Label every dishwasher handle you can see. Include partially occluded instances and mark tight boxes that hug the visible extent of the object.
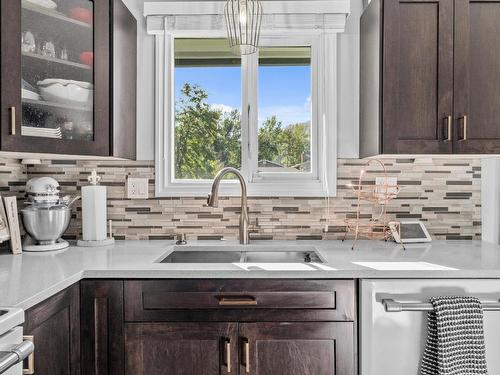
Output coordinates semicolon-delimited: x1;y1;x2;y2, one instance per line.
382;298;500;312
0;340;34;374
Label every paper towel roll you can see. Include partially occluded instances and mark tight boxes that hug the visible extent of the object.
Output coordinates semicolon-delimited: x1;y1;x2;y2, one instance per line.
82;185;107;241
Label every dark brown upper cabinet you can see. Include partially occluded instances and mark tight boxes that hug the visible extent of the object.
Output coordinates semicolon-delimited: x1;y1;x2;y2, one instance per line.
360;0;500;156
453;0;500;153
0;0;136;159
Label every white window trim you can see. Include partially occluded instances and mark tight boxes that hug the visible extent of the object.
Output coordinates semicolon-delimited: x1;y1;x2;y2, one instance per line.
154;27;338;197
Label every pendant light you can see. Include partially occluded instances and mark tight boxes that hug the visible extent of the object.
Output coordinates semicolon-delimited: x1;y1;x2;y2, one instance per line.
224;0;263;55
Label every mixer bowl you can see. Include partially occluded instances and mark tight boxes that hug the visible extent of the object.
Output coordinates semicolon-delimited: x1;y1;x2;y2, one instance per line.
21;205;71;245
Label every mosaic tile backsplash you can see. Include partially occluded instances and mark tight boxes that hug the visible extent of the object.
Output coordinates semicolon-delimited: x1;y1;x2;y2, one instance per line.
0;157;474;241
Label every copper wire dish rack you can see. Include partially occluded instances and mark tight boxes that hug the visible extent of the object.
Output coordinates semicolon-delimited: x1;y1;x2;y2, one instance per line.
342;159;403;250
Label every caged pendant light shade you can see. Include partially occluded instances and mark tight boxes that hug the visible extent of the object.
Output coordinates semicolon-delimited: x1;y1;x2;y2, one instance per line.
224;0;263;55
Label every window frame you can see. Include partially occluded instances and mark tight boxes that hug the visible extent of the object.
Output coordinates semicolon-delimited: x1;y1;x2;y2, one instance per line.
155;31;338;197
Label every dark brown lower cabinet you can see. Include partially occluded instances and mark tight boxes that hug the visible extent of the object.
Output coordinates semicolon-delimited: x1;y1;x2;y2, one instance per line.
80;280;124;375
23;280;356;375
124;323;238;375
121;280;356;375
23;283;80;375
123;322;354;375
239;322;354;375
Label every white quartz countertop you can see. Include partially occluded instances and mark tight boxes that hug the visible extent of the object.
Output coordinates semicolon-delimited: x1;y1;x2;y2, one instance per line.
2;239;500;309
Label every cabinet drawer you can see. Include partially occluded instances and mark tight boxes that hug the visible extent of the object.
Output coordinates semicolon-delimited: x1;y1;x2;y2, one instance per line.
124;279;355;322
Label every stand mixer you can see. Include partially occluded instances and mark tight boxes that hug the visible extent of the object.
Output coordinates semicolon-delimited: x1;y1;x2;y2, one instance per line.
21;177;80;252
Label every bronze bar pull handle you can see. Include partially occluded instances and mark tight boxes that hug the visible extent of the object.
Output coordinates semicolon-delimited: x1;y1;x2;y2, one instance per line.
10;107;16;135
242;339;250;373
459;115;468;141
23;335;34;375
218;296;257;306
444;115;452;141
225;339;231;373
463;115;467;140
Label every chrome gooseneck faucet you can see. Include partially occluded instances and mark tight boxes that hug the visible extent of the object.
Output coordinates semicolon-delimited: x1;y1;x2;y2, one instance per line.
207;167;249;244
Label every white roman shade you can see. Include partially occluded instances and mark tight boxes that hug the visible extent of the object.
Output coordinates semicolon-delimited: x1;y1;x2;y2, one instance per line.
144;1;351;35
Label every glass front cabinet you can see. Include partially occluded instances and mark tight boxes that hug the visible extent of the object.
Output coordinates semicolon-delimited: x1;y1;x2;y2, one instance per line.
0;0;136;158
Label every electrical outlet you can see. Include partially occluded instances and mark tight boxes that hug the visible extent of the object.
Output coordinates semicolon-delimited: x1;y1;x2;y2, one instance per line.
127;177;149;199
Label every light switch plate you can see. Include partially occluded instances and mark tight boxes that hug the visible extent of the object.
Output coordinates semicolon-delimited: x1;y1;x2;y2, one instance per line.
127;177;149;199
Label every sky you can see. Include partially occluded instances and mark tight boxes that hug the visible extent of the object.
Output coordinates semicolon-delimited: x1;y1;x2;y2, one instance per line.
174;65;311;127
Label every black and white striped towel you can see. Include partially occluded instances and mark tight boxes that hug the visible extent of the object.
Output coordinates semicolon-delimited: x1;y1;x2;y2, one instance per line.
420;296;488;375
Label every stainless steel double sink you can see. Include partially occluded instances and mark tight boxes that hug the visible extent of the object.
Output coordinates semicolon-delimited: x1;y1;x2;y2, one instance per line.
157;245;325;263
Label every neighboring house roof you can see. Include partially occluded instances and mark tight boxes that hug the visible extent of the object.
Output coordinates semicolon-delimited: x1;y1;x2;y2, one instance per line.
291;160;311;171
258;159;310;172
258;160;284;168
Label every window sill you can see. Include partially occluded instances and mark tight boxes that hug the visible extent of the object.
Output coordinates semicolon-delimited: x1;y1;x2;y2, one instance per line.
155;179;336;198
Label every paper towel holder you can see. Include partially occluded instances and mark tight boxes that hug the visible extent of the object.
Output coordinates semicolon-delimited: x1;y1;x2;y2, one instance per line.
77;170;115;248
77;220;115;247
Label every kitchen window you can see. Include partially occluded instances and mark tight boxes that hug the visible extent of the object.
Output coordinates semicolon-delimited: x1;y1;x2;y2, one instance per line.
154;26;338;197
174;39;242;180
257;46;312;174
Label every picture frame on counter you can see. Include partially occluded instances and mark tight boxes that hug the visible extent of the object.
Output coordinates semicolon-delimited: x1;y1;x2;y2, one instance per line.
389;221;432;244
3;196;22;254
0;198;10;243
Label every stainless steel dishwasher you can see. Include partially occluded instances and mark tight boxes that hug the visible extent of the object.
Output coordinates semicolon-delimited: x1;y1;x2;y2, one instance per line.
0;308;34;375
360;279;500;375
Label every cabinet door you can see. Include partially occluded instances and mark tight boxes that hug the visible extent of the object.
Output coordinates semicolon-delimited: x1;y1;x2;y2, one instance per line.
382;0;454;153
125;322;238;375
0;0;109;155
81;280;124;375
239;322;354;375
24;283;80;375
453;0;500;153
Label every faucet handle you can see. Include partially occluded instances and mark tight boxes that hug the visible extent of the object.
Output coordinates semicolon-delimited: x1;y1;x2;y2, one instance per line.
175;233;187;245
207;193;218;208
203;194;210;207
249;218;260;233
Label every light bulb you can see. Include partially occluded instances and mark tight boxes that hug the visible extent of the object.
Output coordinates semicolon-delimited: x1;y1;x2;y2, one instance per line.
239;2;247;27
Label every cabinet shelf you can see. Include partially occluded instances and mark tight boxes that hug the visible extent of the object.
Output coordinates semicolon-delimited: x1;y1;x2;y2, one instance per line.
21;1;92;30
22;98;92;113
21;1;93;52
22;52;92;71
